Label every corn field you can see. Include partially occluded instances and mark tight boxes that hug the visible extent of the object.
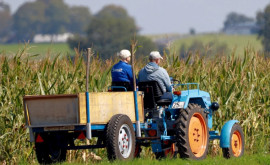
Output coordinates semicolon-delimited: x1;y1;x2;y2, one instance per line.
0;46;270;163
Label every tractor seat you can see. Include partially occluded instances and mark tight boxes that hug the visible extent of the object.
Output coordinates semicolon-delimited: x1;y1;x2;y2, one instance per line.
111;81;132;91
138;81;172;108
156;92;173;106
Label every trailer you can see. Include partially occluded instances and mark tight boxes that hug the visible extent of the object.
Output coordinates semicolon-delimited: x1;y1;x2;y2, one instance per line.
24;91;144;163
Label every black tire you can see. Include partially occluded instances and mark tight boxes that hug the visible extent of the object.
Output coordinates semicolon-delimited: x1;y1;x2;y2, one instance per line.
36;142;50;164
222;123;244;158
35;133;67;164
106;114;135;160
175;103;209;160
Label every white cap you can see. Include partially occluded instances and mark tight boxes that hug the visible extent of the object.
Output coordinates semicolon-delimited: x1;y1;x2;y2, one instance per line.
149;51;163;60
117;49;131;59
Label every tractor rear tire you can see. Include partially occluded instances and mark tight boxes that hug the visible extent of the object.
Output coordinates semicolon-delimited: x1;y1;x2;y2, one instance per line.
175;103;209;160
222;123;244;158
106;114;135;160
35;133;67;164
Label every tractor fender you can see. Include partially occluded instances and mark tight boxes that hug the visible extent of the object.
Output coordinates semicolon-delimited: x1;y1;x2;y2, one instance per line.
220;120;239;148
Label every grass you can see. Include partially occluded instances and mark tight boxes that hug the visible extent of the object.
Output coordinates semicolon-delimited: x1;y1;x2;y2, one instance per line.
172;34;263;57
0;42;73;58
73;154;270;165
17;153;270;165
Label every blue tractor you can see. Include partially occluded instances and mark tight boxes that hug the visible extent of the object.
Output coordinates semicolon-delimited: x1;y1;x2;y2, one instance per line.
134;80;245;160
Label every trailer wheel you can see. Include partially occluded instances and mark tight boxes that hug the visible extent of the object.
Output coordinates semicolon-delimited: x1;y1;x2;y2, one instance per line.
35;133;67;164
222;124;244;158
106;114;135;160
175;103;209;160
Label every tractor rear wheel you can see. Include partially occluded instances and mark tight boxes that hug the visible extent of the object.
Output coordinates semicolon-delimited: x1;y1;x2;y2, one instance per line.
106;114;135;160
175;103;209;160
222;123;244;158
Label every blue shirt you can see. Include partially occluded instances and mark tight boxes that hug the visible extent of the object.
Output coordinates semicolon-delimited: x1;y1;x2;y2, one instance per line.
111;61;134;88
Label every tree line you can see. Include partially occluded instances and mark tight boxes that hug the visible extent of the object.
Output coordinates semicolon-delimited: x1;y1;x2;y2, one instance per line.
1;0;270;58
1;0;92;42
0;0;156;59
180;5;270;57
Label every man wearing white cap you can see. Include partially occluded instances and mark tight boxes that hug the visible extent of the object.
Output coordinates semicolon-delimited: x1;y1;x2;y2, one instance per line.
138;51;171;93
111;49;134;90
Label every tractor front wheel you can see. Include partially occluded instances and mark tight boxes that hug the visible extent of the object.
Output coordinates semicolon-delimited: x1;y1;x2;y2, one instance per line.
222;123;244;158
175;103;209;160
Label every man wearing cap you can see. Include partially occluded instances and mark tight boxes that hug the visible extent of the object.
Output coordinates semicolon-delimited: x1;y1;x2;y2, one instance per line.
138;51;172;93
111;49;134;90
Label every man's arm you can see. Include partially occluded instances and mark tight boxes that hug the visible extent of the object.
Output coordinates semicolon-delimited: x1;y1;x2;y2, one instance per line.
126;66;134;83
161;68;172;92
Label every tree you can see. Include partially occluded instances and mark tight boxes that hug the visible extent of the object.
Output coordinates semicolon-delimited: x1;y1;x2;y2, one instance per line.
12;0;90;42
189;28;196;35
13;1;47;41
68;5;156;60
42;0;70;34
68;6;92;34
0;2;12;43
87;5;137;59
223;12;254;30
136;36;157;58
179;40;228;58
257;4;270;52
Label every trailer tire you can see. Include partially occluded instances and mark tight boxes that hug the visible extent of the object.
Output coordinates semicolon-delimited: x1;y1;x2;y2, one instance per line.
222;124;244;158
35;133;67;164
106;114;135;160
175;103;209;160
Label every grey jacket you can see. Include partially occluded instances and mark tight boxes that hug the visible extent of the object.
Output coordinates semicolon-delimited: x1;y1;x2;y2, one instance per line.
138;62;171;92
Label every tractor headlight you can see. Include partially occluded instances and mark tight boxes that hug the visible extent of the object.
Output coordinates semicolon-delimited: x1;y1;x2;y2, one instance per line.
211;102;219;111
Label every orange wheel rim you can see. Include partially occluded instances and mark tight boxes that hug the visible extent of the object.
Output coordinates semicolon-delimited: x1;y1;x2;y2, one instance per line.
231;130;242;157
188;113;207;157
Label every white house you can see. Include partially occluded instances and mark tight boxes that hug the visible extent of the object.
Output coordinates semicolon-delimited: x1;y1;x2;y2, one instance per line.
223;21;258;35
33;33;73;43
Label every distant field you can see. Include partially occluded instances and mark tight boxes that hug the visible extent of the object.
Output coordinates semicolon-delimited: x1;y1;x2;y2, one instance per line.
172;34;263;57
0;34;263;58
0;43;73;58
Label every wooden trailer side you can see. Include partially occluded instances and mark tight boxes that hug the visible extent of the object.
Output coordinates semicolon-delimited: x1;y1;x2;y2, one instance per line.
78;91;144;124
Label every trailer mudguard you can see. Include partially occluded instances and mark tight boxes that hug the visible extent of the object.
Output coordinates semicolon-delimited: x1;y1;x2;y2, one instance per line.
220;120;239;148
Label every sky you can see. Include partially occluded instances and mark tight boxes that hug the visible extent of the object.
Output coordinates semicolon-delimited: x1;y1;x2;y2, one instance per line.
4;0;270;35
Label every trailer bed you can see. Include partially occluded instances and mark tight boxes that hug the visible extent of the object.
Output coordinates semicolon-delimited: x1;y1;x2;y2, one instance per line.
23;92;144;128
